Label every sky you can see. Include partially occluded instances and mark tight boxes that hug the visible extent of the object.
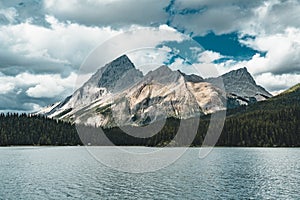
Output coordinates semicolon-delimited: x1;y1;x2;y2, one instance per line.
0;0;300;113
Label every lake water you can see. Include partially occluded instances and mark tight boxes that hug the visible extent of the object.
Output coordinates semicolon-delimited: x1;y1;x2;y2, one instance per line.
0;147;299;199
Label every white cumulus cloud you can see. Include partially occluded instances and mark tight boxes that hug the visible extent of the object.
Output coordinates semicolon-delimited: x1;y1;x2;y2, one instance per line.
0;15;122;75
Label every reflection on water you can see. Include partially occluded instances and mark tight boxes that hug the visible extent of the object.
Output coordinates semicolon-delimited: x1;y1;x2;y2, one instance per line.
0;147;299;199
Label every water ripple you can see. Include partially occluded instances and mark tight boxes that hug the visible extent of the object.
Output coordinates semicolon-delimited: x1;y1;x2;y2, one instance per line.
0;147;299;199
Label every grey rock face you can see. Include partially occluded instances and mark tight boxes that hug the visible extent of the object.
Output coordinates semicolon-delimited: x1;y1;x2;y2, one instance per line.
206;67;272;107
97;55;143;91
178;70;204;83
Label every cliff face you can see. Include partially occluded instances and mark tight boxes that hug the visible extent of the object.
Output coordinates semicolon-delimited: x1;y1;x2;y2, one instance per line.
206;67;272;108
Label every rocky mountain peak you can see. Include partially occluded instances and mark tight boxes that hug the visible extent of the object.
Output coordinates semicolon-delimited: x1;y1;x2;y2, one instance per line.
144;65;182;84
177;70;204;83
97;55;142;90
222;67;256;85
206;67;272;104
109;55;134;68
150;65;173;74
81;54;143;93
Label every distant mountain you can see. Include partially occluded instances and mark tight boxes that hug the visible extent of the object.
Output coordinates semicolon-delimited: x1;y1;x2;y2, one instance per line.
37;55;272;127
206;67;272;108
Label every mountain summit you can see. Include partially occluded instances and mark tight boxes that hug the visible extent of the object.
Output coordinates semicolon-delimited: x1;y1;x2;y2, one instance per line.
37;55;272;127
97;55;142;91
206;67;272;108
84;55;143;92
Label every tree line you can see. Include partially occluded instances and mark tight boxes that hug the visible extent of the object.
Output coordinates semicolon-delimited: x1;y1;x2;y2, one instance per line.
0;106;299;147
0;84;299;147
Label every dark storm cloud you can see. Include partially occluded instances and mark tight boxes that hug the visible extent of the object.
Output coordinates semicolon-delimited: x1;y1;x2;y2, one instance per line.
0;88;62;112
0;49;72;75
42;0;266;36
165;0;261;35
44;0;170;27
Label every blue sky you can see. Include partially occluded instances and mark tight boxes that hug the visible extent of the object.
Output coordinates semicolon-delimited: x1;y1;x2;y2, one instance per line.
194;32;265;60
0;0;300;112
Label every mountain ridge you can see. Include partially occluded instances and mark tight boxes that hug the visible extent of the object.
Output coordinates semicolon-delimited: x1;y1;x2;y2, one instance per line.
37;55;272;127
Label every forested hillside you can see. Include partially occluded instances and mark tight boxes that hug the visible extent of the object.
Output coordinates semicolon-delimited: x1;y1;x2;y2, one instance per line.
0;84;299;147
214;83;300;146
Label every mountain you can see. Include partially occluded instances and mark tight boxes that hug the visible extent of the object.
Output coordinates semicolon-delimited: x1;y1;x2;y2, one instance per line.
107;65;225;126
206;67;272;108
38;55;271;127
38;55;143;119
39;62;226;127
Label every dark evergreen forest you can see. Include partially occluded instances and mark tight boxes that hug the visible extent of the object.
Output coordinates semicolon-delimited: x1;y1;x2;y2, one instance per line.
0;113;81;146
